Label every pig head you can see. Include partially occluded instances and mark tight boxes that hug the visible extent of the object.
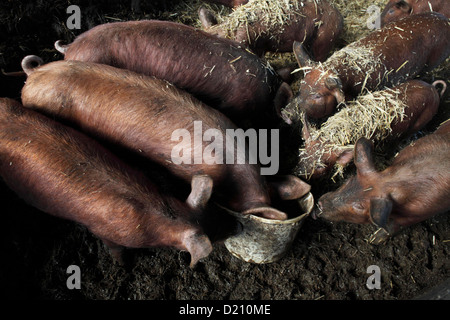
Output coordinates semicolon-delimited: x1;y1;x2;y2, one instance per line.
315;125;450;243
381;0;450;26
282;42;346;121
295;113;353;179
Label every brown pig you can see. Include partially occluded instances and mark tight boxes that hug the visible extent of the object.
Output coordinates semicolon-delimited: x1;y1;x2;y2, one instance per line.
314;120;450;244
53;19;292;127
20;58;311;221
294;79;444;179
0;97;215;267
199;0;344;59
381;0;450;26
283;12;450;120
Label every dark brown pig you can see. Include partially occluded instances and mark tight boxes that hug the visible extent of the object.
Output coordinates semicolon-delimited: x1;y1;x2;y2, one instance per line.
314;120;450;244
283;12;450;120
54;19;292;127
294;79;444;179
381;0;450;26
20;58;311;221
0;97;215;267
199;0;343;59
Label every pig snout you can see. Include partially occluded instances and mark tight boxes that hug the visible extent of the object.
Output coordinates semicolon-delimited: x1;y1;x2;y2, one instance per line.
310;201;323;220
242;206;288;221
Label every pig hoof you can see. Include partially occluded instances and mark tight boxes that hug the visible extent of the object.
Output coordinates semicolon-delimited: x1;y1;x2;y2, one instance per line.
369;228;390;245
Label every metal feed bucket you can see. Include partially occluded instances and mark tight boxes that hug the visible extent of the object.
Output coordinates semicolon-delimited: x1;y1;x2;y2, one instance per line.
223;192;314;264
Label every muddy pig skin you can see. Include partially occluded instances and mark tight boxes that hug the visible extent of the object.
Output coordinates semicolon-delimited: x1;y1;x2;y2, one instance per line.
381;0;450;26
0;98;216;267
284;12;450;120
315;120;450;244
199;0;343;59
54;19;290;127
295;79;443;179
20;59;311;221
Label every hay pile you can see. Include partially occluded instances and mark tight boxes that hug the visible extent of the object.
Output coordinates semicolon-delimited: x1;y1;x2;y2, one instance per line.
324;43;386;92
318;88;406;144
213;0;307;39
329;0;387;44
296;86;408;179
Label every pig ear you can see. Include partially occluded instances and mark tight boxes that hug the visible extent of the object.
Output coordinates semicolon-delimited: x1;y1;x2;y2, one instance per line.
369;198;393;230
301;112;312;141
336;147;355;168
266;175;311;201
332;88;346;104
198;6;218;28
274;82;294;119
354;137;376;176
325;77;346;104
293;41;316;68
186;175;213;210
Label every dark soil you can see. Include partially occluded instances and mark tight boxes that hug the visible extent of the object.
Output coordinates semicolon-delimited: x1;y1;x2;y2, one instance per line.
0;0;448;300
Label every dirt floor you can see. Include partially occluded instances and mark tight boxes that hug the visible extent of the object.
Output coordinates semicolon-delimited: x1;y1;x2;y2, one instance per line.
0;0;448;300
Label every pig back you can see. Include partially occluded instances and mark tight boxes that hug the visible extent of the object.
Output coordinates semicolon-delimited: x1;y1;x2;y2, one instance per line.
326;12;450;96
63;20;281;120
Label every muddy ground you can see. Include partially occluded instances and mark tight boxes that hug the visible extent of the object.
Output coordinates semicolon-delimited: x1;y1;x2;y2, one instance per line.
0;0;448;300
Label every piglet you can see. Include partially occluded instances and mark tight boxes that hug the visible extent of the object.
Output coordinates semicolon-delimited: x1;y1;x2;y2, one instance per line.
284;12;450;120
20;57;311;221
199;0;343;59
54;19;291;127
294;79;444;179
381;0;450;26
0;98;214;267
314;119;450;244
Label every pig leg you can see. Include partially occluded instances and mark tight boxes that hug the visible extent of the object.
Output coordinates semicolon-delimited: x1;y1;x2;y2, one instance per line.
101;238;125;265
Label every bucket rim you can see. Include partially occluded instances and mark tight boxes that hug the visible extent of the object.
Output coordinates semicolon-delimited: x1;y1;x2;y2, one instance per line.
215;192;314;225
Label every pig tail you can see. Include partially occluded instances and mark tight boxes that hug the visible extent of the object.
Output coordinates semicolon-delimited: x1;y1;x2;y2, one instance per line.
21;55;44;76
432;80;447;98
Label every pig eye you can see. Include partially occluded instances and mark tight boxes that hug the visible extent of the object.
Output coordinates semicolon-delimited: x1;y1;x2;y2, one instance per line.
309;93;323;100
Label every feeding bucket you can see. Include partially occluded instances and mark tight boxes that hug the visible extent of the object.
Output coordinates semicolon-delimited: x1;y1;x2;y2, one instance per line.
223;192;314;264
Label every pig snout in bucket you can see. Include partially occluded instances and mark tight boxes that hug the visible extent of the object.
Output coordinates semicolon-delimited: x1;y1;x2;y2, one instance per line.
223;192;314;264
